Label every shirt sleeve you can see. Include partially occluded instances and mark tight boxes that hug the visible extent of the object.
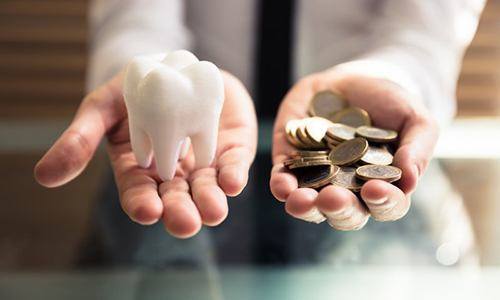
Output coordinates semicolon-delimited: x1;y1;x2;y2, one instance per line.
86;0;191;91
332;0;486;124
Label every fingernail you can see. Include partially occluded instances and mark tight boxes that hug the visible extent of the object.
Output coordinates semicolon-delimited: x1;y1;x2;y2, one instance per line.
328;205;354;219
366;196;388;205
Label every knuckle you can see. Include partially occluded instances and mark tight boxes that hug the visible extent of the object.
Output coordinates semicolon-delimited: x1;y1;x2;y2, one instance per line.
65;129;94;160
57;130;93;174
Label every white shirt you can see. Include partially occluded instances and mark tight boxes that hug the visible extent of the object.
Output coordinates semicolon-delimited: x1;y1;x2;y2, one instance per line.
87;0;485;124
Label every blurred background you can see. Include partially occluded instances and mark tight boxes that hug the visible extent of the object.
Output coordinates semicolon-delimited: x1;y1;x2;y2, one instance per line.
0;0;500;272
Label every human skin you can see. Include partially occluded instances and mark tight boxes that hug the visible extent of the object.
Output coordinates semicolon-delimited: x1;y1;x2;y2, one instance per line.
270;69;439;230
35;67;438;235
34;71;258;238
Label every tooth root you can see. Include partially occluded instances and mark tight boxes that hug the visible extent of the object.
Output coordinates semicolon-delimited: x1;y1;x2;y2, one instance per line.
129;122;153;168
150;131;183;181
179;137;191;160
191;126;217;169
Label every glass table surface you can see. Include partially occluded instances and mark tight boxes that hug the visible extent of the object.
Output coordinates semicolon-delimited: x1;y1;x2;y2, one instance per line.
1;266;499;300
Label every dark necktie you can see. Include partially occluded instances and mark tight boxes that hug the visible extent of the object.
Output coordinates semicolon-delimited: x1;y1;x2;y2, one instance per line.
254;0;296;264
255;0;295;118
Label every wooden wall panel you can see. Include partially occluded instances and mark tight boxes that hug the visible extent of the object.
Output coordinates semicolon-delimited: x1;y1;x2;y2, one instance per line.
457;0;500;116
0;0;88;120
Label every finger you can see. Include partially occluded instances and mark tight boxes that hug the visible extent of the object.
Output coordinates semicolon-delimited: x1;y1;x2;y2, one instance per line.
360;180;410;222
215;72;257;196
285;188;325;223
394;116;439;194
316;185;370;231
269;76;321;201
108;143;163;225
190;168;228;226
270;163;298;202
34;75;125;187
159;177;202;239
217;140;253;197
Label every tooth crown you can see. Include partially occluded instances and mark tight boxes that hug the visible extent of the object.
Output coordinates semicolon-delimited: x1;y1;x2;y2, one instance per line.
123;50;224;180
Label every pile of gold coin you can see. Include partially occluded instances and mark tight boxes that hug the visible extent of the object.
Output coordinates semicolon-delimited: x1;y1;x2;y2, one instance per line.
284;90;402;192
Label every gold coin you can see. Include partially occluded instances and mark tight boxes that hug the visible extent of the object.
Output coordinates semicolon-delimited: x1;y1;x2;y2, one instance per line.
308;90;347;119
324;135;342;146
285;119;304;148
327;143;337;150
290;150;329;158
360;146;393;166
296;123;315;148
304;117;333;145
356;126;398;143
284;156;329;167
283;156;331;169
326;123;356;141
283;157;301;167
355;165;402;182
297;164;339;189
288;158;331;169
329;137;369;166
331;167;363;192
299;155;330;162
331;107;371;127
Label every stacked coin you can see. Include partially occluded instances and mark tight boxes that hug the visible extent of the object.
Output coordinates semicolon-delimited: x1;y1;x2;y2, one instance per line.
284;90;402;192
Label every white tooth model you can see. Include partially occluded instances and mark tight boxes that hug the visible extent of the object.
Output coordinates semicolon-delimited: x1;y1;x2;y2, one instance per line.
123;50;224;181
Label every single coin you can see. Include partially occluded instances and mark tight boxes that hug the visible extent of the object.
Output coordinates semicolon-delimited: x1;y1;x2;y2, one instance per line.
290;150;329;158
308;90;347;119
305;117;333;145
298;155;330;162
331;107;371;127
324;135;342;146
288;158;332;169
297;165;339;189
360;146;393;166
331;167;363;192
284;156;329;167
355;165;402;183
356;126;398;143
329;137;369;166
327;143;337;150
326;123;356;141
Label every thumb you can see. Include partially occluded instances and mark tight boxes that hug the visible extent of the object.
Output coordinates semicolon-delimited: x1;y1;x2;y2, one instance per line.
34;75;125;187
393;115;439;194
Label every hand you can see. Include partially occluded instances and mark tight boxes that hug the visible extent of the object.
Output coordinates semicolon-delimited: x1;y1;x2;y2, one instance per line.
270;70;438;230
35;71;257;238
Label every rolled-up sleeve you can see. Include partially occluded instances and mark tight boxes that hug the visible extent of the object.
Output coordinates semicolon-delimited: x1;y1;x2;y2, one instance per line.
333;0;486;124
86;0;191;91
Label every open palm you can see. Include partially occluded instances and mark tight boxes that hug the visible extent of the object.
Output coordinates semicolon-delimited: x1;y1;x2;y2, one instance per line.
270;70;438;230
35;71;257;238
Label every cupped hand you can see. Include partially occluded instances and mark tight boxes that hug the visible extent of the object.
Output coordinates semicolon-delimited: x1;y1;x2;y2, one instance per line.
35;71;257;238
270;70;438;230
